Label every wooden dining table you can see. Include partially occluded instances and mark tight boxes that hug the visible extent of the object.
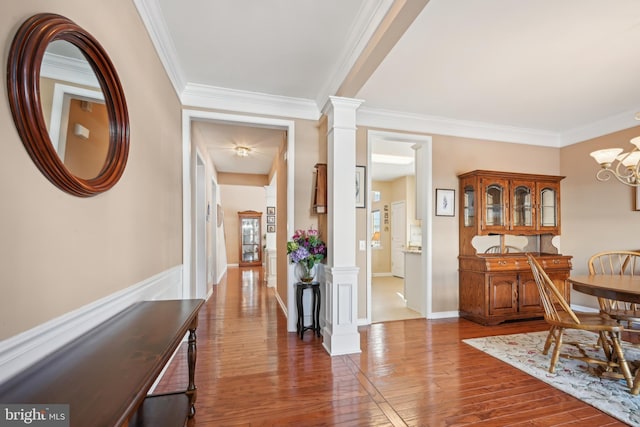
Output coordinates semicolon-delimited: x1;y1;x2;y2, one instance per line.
569;275;640;305
568;274;640;395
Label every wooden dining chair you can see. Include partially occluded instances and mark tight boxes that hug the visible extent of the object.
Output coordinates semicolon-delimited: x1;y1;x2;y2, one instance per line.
526;254;634;388
588;250;640;330
484;245;522;254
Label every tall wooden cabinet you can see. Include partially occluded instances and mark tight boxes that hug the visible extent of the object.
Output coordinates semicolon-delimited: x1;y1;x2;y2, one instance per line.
238;211;262;267
457;170;572;325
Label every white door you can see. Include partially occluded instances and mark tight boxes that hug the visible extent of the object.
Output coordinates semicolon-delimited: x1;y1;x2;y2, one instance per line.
391;201;406;278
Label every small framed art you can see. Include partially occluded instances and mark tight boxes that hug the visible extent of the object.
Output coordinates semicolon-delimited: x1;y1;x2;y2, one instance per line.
435;188;455;216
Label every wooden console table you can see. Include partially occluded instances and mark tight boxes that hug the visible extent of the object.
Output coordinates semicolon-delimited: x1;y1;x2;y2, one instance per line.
0;299;204;426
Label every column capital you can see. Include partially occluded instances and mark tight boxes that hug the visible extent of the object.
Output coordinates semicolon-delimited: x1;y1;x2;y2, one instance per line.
322;96;364;130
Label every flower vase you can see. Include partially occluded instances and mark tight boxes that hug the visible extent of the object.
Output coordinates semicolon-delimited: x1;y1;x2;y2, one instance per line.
295;263;317;283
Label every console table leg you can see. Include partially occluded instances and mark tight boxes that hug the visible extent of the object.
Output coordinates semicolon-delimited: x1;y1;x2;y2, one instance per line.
187;326;198;418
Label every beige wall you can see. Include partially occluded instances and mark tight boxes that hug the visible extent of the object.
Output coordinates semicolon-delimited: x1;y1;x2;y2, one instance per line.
1;0;183;339
371;181;392;273
561;126;640;308
430;135;562;312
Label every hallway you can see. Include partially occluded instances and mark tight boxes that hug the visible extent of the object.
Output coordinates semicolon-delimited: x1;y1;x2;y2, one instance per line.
155;267;621;426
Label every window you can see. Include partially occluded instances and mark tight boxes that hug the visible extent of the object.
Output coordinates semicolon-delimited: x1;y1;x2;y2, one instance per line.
371;210;381;248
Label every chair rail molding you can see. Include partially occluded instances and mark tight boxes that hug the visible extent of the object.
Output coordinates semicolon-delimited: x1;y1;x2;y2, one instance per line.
0;265;183;383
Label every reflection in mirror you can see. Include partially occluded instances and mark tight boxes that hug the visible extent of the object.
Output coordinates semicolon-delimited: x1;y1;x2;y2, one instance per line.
40;41;109;180
7;13;129;197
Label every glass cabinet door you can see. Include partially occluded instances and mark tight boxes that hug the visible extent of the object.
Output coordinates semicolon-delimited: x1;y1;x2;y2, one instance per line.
238;211;262;266
481;178;508;230
511;181;534;229
538;183;559;230
463;185;475;227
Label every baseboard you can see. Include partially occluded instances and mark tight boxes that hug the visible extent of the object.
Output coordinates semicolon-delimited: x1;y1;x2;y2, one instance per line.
216;265;228;285
274;290;288;323
428;310;459;319
571;304;599;313
0;265;184;384
372;272;393;277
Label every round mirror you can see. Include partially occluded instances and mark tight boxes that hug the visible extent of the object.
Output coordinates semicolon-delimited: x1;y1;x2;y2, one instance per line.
7;13;129;197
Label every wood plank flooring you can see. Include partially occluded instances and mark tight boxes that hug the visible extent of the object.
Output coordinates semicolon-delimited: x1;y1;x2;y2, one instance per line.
156;267;625;426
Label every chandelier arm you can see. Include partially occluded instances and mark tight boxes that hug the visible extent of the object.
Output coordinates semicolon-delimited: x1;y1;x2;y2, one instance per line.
595;167;640;186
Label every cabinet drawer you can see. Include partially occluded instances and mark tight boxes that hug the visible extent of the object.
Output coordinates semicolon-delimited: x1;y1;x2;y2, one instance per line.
539;257;572;270
484;257;525;272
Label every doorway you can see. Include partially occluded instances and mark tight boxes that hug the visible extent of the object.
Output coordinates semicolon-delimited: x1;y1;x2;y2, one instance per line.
367;130;433;324
181;110;298;331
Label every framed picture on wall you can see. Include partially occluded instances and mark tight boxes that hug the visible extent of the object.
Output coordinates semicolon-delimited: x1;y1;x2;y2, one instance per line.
267;206;275;215
267;215;275;224
435;188;455;216
267;225;275;233
356;165;366;208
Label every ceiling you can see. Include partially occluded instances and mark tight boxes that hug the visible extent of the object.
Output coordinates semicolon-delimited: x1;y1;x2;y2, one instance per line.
138;0;640;179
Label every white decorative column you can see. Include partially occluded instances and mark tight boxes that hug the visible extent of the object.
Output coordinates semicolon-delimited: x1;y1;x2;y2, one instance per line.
321;96;363;356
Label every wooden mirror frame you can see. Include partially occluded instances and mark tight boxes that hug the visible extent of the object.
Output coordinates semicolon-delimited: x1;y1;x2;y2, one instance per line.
7;13;129;197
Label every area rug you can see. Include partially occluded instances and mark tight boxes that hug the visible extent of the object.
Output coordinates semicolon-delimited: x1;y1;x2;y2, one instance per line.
463;330;640;426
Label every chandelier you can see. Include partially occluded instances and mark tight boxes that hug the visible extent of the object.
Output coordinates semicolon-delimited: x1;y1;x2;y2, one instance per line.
590;136;640;187
235;146;250;157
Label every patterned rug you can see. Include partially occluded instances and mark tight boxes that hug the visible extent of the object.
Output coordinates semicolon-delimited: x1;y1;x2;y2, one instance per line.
463;330;640;426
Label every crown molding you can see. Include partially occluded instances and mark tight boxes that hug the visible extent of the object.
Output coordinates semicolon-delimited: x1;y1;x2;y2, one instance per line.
315;0;394;108
133;0;186;97
181;83;320;120
559;109;640;146
357;107;562;147
41;52;99;88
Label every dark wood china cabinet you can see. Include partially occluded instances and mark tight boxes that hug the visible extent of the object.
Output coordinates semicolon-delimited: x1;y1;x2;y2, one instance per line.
458;170;572;325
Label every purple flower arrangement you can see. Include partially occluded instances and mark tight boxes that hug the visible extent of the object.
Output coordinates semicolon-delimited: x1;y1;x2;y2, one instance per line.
286;228;327;270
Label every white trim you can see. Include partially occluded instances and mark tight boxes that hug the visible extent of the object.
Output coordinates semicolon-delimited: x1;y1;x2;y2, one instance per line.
559;109;640;146
133;0;187;97
428;310;459;320
315;0;394;107
0;266;183;384
366;130;433;324
41;51;99;89
570;304;599;313
360;107;561;147
181;84;320;121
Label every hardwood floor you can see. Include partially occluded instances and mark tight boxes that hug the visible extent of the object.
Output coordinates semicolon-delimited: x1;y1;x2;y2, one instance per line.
156;266;625;426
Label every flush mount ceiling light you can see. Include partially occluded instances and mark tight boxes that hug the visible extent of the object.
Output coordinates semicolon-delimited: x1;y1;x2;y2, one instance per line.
371;153;413;165
590;114;640;186
235;146;250;157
